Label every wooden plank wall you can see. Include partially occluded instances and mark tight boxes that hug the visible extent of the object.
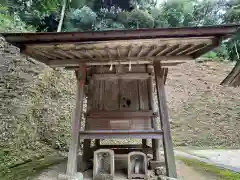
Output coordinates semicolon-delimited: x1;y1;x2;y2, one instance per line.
87;65;150;112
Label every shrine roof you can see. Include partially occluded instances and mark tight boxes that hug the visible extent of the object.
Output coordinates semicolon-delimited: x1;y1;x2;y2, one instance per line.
2;24;239;68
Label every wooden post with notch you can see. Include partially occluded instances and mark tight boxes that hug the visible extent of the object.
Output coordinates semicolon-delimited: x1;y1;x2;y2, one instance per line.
153;61;177;178
66;64;86;175
147;70;161;161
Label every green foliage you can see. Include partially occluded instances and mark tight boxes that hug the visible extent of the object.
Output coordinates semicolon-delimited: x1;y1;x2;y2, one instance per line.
130;0;157;10
2;0;239;61
66;6;97;31
70;0;102;11
178;157;240;180
94;19;125;30
98;6;123;21
0;5;35;32
127;9;154;28
203;51;218;59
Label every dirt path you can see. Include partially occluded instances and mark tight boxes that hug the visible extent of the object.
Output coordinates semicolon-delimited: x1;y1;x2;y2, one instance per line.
176;160;219;180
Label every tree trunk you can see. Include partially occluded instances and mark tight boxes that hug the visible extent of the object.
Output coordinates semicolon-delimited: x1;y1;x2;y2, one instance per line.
221;60;240;87
57;0;67;32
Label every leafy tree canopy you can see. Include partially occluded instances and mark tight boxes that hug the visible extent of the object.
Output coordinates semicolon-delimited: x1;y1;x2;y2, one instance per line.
0;0;239;60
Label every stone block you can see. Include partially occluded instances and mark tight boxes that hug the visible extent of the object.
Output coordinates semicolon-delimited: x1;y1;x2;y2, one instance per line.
149;160;165;170
128;151;148;179
58;173;83;180
93;149;114;180
155;166;166;176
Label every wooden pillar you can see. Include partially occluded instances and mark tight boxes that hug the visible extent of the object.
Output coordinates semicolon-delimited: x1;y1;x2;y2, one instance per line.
153;61;177;178
83;139;91;161
66;65;86;175
95;139;100;147
142;139;147;148
147;67;161;161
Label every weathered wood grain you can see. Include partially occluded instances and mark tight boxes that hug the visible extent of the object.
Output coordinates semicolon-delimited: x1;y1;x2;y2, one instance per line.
103;79;119;111
138;79;150;110
120;79;139;111
154;61;177;178
66;65;86;175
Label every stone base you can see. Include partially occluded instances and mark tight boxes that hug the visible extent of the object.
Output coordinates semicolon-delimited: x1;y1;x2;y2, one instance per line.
149;160;165;170
128;152;148;179
155;166;166;176
58;173;83;180
93;149;114;180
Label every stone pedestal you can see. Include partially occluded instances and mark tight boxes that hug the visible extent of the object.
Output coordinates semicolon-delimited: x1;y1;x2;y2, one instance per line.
128;151;148;179
149;160;165;170
58;173;83;180
93;149;114;180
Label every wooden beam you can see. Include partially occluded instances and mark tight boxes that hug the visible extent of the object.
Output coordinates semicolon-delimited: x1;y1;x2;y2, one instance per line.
153;61;177;178
55;49;75;59
105;48;113;59
177;44;205;55
91;147;152;154
128;46;132;57
79;130;163;139
137;45;145;57
165;45;180;56
95;139;100;147
35;50;59;60
166;44;188;56
142;139;147;148
147;73;162;162
91;73;151;80
117;46;121;57
66;64;86;175
147;45;159;57
87;110;155;118
64;62;185;69
98;144;143;149
163;68;169;84
47;56;193;67
156;45;171;56
186;44;208;55
26;36;214;50
92;49;102;58
69;50;84;58
192;38;220;58
80;50;94;59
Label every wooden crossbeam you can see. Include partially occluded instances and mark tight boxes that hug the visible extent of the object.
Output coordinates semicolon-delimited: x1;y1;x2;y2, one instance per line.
156;45;171;56
69;50;85;59
128;45;133;57
47;56;193;67
87;111;155;118
137;45;145;57
90;73;151;80
26;36;214;50
79;130;163;139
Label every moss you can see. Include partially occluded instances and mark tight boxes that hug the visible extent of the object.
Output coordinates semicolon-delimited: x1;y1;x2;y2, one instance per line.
177;157;240;180
0;156;66;180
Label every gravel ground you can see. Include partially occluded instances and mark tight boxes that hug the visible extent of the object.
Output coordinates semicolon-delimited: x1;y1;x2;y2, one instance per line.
166;61;240;148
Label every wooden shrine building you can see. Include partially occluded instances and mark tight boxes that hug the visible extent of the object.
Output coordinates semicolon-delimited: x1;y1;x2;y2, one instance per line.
3;25;240;179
